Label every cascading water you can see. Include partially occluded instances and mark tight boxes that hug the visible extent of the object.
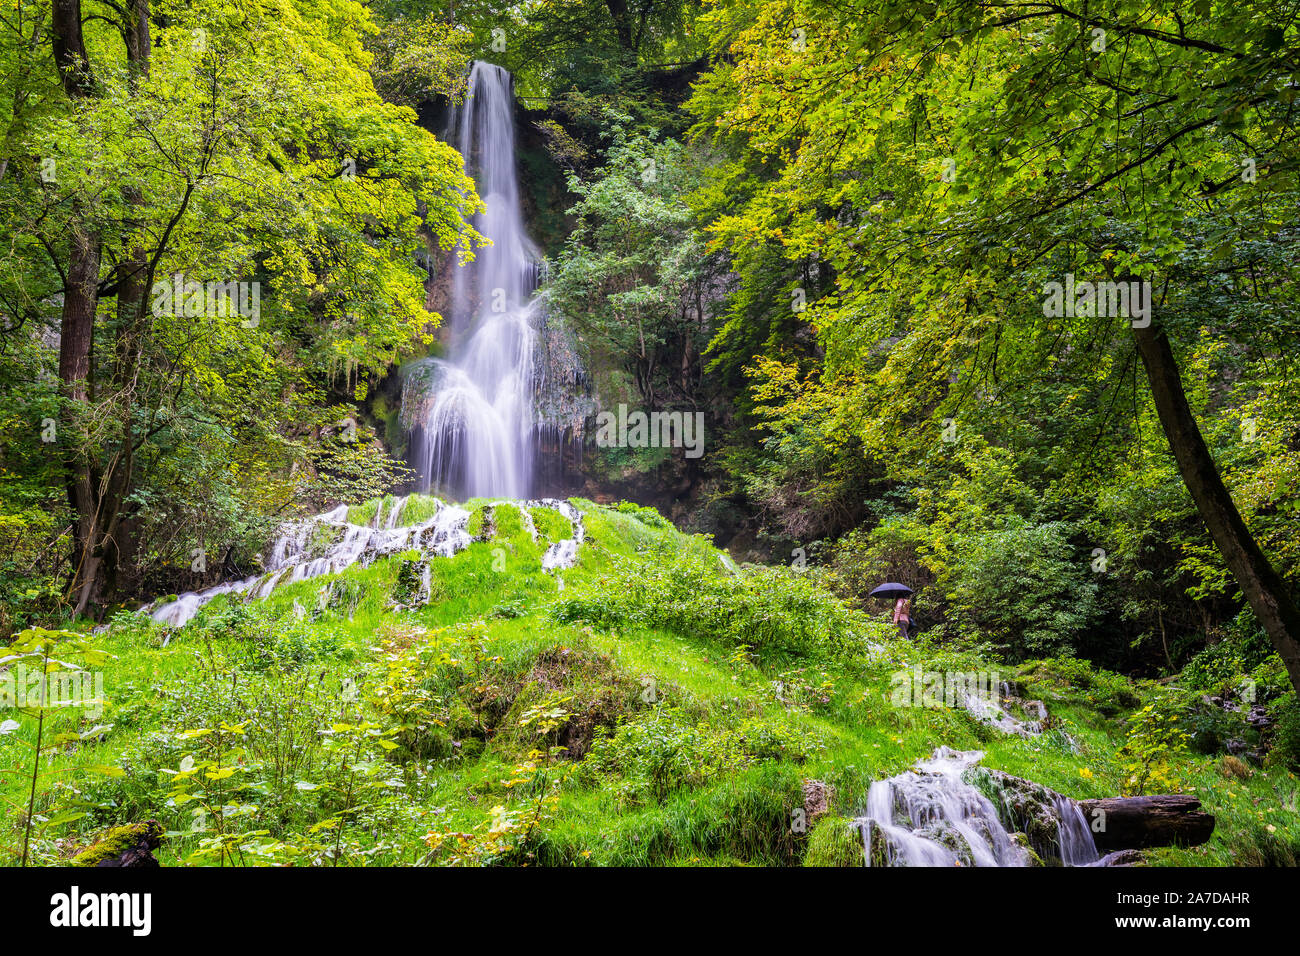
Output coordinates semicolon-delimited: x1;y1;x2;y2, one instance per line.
856;748;1034;867
853;747;1106;867
149;497;471;627
406;62;542;499
147;495;587;627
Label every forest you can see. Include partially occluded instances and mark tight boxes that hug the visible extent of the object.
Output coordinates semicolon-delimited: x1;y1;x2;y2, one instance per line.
0;0;1297;876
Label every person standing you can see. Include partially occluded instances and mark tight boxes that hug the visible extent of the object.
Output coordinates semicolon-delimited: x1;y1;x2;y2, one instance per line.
893;596;912;639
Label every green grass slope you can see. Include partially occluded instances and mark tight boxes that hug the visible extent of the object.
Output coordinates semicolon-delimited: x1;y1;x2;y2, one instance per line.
2;498;1296;866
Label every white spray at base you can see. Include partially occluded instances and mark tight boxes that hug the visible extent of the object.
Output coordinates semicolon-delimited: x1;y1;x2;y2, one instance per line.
149;496;585;627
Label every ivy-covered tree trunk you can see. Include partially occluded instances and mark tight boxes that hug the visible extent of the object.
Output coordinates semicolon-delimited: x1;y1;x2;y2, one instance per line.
1133;321;1300;695
54;0;105;615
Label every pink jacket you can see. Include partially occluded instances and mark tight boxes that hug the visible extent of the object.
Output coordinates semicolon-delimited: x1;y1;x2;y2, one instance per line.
893;599;911;624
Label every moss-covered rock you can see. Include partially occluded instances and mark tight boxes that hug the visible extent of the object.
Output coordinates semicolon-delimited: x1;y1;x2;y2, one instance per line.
71;821;163;867
390;556;433;608
968;767;1074;863
1010;831;1046;866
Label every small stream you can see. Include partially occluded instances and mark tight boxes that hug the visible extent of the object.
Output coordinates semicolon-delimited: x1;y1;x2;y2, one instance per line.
148;496;584;627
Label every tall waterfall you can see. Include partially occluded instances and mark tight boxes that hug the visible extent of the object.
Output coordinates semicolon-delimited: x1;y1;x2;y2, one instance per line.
406;62;541;499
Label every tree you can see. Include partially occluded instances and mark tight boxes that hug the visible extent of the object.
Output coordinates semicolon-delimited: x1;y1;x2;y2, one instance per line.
689;0;1300;690
549;123;716;411
1;0;481;616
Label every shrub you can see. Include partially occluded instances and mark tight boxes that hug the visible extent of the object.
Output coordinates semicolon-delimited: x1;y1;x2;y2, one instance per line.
615;501;673;530
579;707;748;804
1118;694;1190;795
1182;611;1279;694
727;716;825;764
1017;656;1140;715
1170;690;1255;756
1268;691;1300;771
943;518;1101;658
549;553;884;661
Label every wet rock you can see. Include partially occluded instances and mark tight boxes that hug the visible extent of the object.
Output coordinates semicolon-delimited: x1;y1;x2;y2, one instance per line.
1096;848;1144;866
970;767;1097;865
1246;705;1273;730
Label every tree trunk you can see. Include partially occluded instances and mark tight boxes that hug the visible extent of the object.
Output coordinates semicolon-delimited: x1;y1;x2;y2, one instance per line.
54;0;104;615
51;0;93;97
1077;794;1215;851
59;225;104;614
604;0;634;51
1132;322;1300;696
101;175;151;606
123;0;150;72
53;0;153;616
57;226;98;400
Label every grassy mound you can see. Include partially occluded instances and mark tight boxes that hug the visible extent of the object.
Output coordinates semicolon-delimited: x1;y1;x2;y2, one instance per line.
2;498;1296;866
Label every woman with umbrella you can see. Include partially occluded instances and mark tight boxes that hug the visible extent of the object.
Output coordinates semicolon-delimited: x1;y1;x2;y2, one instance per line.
870;583;915;639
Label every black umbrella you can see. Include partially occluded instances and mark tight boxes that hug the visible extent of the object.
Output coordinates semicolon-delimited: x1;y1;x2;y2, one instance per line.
869;582;914;599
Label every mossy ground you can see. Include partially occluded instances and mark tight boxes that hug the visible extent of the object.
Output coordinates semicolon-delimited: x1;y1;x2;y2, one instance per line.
2;499;1296;866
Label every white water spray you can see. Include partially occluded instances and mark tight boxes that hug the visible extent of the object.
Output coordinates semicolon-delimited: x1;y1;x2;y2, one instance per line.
150;497;471;627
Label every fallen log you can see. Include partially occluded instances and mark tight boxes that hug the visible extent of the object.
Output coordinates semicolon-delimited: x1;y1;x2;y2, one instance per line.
1076;795;1214;851
71;820;163;867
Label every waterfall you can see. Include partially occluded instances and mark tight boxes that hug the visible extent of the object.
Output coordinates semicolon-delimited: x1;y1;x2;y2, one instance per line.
854;747;1105;867
407;62;541;499
857;748;1034;867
